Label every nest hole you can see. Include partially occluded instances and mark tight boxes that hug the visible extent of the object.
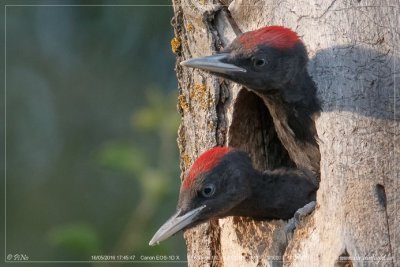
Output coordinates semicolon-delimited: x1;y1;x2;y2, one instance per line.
228;89;294;171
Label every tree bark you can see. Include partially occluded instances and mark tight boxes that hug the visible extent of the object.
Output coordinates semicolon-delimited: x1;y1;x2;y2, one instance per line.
171;0;399;266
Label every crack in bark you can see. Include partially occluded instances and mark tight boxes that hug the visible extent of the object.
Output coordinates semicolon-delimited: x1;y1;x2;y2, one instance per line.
379;181;395;265
317;0;338;19
215;81;230;146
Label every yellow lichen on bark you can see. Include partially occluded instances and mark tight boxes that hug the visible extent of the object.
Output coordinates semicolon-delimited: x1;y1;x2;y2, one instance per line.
190;84;209;109
171;37;181;54
178;94;190;113
181;153;192;171
186;22;194;32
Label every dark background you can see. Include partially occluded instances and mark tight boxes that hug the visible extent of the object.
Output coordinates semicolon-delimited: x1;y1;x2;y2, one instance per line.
3;0;186;265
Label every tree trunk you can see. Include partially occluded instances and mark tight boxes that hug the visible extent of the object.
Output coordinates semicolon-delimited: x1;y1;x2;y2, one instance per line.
171;0;399;266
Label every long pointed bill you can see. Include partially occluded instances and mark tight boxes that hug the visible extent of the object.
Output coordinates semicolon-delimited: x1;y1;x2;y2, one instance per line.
149;205;206;246
180;54;246;74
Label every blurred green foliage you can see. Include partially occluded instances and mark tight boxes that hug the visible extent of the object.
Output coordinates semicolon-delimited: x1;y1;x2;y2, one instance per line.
4;1;186;265
97;142;146;175
47;223;101;256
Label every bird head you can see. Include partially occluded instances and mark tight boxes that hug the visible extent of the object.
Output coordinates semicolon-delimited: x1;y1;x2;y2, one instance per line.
149;147;253;246
180;26;308;94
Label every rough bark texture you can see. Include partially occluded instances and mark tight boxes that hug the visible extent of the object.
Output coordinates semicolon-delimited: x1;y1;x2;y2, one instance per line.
172;0;399;266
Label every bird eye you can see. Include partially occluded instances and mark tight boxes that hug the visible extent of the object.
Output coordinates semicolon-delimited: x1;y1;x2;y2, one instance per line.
201;184;216;198
253;57;266;68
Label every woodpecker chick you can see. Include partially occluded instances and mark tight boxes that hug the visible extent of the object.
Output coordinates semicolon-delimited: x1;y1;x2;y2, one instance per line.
180;26;321;173
149;147;317;246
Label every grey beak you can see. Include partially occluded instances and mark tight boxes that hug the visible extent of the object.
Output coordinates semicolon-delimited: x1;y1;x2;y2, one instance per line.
180;54;246;74
149;205;206;246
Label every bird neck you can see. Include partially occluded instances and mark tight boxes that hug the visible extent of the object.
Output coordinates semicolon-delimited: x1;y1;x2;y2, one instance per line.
228;169;284;219
229;168;317;220
251;72;321;173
